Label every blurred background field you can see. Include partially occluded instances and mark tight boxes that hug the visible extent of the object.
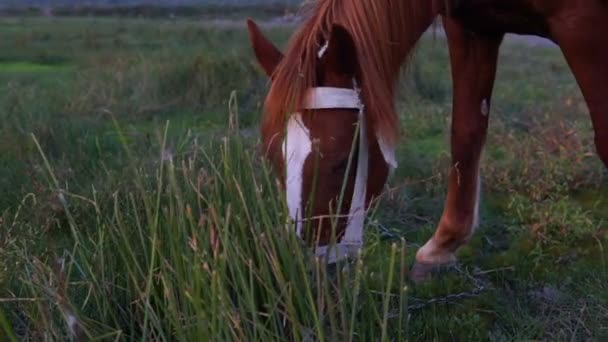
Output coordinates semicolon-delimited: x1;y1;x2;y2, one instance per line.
0;0;299;19
0;4;606;341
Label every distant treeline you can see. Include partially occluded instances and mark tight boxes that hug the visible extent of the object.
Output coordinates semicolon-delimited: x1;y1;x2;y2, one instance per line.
0;0;301;18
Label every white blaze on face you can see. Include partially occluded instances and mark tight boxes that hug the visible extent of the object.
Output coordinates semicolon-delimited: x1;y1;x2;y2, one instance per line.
282;113;312;237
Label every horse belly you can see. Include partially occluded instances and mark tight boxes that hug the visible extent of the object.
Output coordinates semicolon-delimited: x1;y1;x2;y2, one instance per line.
449;0;553;37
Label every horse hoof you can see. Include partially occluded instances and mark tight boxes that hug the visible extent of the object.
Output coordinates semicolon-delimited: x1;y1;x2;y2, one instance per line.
409;261;457;284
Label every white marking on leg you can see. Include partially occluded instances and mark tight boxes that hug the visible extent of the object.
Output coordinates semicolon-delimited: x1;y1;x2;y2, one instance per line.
282;113;312;237
481;98;489;116
472;173;481;231
417;171;482;263
416;237;457;265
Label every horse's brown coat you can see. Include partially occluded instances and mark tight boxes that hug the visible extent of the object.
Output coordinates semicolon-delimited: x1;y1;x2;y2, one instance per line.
248;0;608;275
248;22;390;246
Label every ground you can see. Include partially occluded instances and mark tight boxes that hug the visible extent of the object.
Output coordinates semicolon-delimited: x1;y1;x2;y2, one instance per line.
0;17;606;340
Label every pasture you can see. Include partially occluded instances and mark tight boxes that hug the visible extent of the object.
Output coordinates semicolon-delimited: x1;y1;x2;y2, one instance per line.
0;16;606;340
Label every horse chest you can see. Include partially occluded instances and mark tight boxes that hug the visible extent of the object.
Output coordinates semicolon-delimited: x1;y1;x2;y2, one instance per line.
448;0;555;37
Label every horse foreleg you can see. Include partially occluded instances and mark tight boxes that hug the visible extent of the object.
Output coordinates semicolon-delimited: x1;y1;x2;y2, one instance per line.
551;7;608;168
413;17;503;279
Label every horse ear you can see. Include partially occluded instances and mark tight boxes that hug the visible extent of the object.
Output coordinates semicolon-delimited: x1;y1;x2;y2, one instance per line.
247;18;283;77
322;25;358;76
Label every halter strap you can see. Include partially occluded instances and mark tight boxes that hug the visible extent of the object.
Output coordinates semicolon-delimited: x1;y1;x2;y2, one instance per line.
304;87;360;110
305;87;397;169
300;85;368;263
285;83;396;264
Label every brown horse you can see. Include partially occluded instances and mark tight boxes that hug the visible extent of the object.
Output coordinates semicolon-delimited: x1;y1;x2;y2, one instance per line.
247;0;608;278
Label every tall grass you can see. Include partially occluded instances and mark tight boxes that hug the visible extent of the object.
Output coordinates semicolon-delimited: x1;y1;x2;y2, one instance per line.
2;17;607;340
6;120;410;340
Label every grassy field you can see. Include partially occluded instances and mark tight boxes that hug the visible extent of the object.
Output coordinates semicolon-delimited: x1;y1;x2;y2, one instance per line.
0;16;607;340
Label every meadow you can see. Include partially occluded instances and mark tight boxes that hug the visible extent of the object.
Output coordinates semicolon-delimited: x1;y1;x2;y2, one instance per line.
0;16;606;340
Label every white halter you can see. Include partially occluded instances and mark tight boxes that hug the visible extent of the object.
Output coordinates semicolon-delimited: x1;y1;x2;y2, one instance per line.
301;84;369;263
284;83;393;264
282;41;396;264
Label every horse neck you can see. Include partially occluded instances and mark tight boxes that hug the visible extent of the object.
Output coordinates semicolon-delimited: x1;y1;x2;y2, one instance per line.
355;0;439;145
391;0;439;74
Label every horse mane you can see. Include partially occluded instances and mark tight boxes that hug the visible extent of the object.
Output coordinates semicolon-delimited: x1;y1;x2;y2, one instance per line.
262;0;422;150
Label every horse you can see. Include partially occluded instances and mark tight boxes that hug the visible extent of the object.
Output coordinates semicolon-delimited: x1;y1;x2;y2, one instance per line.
247;0;608;279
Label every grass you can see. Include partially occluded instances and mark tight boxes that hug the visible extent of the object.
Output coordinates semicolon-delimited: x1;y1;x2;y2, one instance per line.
0;16;607;340
0;61;71;73
1;3;299;20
